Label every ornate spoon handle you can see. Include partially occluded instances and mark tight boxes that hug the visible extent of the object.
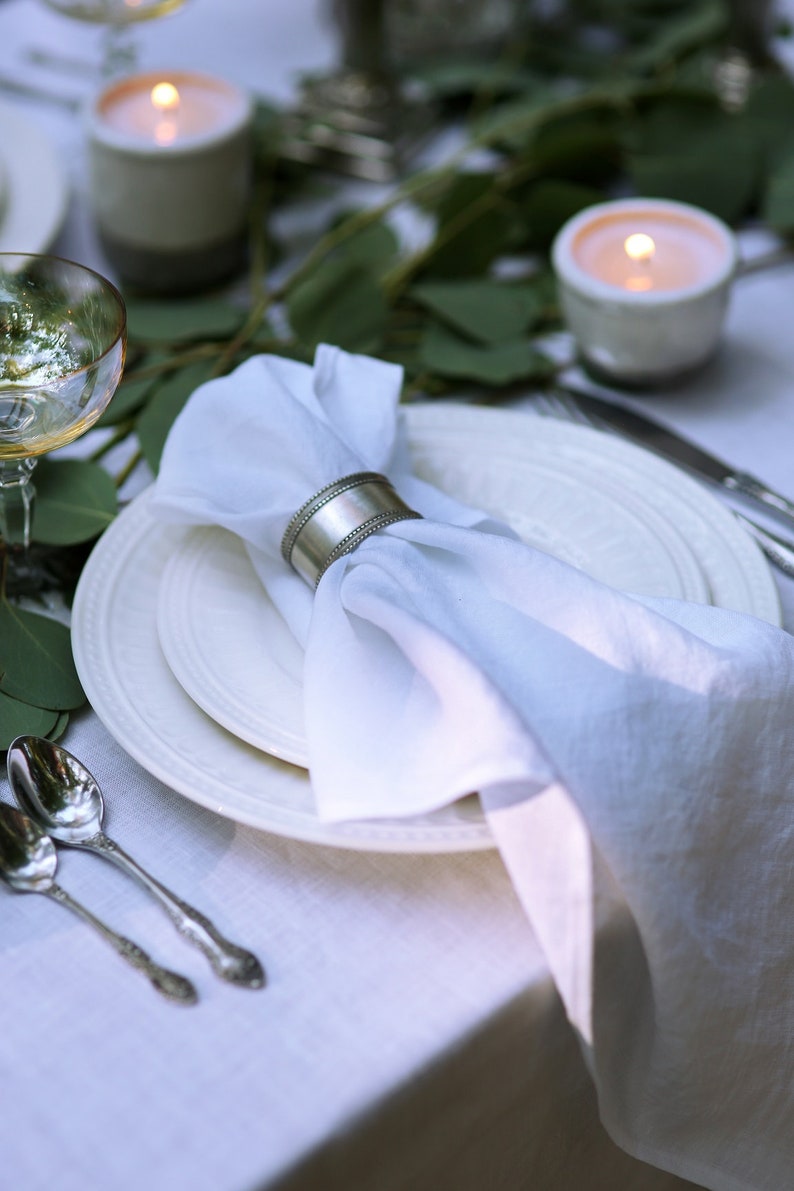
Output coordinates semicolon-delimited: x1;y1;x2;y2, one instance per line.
79;832;265;989
45;883;198;1004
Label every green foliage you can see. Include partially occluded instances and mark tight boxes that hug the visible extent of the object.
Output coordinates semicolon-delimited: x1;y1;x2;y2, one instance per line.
762;145;794;233
624;94;760;223
624;0;729;73
410;280;546;343
420;322;556;385
518;179;607;249
0;691;62;753
32;460;118;545
287;258;389;352
0;599;84;709
420;172;520;278
124;296;244;342
136;359;218;474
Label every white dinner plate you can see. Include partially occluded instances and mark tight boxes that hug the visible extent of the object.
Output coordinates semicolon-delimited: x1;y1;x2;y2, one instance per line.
71;405;780;853
157;420;711;765
0;102;68;253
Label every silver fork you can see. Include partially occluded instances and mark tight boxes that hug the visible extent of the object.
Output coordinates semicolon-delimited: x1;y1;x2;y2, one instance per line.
529;388;794;580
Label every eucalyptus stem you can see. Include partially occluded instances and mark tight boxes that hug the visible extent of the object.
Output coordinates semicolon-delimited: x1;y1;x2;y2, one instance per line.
267;167;451;304
248;174;273;305
114;449;142;490
382;159;539;300
89;418;136;463
271;85;631;309
210;177;276;377
125;343;221;382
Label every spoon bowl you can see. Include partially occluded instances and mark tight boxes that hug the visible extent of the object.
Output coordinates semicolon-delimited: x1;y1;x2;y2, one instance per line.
0;801;196;1004
0;802;57;890
8;734;104;842
8;735;265;989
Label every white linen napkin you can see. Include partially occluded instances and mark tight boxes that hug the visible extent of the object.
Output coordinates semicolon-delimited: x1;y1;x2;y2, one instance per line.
153;345;794;1191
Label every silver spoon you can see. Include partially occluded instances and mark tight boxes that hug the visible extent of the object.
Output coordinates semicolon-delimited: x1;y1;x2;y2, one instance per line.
0;801;197;1005
8;736;265;990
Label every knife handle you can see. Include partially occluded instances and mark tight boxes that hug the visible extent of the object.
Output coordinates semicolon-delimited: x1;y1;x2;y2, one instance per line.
726;471;794;524
733;514;794;581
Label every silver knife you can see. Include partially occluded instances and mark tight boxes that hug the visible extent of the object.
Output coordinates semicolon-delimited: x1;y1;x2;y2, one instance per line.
557;385;794;531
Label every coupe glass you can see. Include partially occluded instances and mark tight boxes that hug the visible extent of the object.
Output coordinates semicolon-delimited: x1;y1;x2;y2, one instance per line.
0;254;126;555
40;0;188;77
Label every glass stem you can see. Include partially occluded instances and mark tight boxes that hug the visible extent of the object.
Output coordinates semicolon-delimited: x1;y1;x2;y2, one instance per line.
101;20;137;78
0;458;37;550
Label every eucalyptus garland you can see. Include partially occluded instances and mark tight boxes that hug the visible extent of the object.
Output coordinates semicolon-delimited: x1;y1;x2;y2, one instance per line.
2;0;794;747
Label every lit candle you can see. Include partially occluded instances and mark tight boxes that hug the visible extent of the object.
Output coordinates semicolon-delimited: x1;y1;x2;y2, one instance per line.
87;70;253;295
551;198;738;385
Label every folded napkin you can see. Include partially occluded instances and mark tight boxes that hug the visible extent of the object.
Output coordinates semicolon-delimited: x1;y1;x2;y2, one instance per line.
153;345;794;1191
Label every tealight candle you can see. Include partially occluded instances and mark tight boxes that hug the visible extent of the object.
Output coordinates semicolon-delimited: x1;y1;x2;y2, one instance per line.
551;198;738;385
87;70;254;294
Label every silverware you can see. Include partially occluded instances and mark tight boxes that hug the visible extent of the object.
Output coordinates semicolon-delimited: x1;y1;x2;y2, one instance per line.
7;736;266;990
0;801;197;1005
0;73;81;110
545;384;794;533
532;388;794;580
730;514;794;580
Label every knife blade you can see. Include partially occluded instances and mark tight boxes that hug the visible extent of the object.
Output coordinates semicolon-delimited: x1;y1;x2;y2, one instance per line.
557;385;794;531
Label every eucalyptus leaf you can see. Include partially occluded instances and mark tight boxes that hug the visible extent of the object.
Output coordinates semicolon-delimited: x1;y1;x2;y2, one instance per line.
136;359;217;474
287;259;388;352
523;107;623;186
0;600;84;709
331;219;400;271
422;173;518;278
518;179;606;249
124;296;244;343
411;280;545;344
0;691;60;752
410;60;540;99
625;0;728;73
32;459;117;545
252;98;284;165
95;372;156;427
761;142;794;233
96;353;174;427
625;96;759;223
741;75;794;168
469;85;578;151
49;709;70;741
420;322;556;385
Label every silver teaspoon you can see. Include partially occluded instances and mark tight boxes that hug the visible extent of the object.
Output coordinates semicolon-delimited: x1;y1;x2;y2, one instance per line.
0;802;197;1005
8;736;265;990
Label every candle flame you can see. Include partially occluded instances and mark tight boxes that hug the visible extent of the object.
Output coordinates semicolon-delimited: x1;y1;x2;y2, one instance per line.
151;81;180;113
624;233;656;263
151;82;180;145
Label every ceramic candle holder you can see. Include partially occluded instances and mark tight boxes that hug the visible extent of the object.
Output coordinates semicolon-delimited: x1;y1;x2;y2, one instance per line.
87;70;253;295
551;198;738;386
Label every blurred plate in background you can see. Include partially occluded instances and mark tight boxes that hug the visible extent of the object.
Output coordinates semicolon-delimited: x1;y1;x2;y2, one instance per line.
0;100;68;253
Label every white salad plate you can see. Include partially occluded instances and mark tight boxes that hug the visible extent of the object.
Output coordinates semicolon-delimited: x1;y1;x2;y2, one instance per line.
72;405;780;853
0;102;68;254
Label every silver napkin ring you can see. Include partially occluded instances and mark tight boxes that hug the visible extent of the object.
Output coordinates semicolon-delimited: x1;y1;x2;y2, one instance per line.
281;471;422;587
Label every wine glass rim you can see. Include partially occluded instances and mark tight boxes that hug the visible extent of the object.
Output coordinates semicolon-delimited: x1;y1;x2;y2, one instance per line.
0;252;127;377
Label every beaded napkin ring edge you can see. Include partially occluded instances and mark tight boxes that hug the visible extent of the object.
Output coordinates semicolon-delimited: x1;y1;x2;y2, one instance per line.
281;471;422;588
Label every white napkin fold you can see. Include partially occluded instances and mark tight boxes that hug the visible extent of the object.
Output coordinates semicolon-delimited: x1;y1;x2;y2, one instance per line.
153;345;794;1191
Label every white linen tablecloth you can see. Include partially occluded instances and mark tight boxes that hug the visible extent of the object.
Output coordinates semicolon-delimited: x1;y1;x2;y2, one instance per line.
1;2;794;1188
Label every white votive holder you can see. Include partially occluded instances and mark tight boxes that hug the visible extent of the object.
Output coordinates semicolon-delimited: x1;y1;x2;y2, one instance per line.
87;70;254;295
551;197;738;386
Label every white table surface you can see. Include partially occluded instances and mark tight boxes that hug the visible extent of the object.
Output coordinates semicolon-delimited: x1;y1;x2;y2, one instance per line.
1;3;792;1189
